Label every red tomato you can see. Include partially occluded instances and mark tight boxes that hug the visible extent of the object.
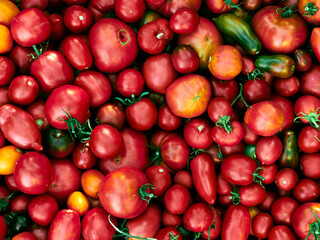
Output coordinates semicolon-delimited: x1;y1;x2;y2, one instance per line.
210;77;239;103
275;168;298;191
207;97;233;123
7;45;33;75
300;153;320;179
155;227;182;240
5;174;19;192
206;0;240;14
116;68;144;98
201;207;222;240
12;232;37;240
221;141;245;156
72;142;97;170
8;76;39;106
271;196;299;226
312;28;320;64
14;152;52;195
258;191;278;212
0;56;15;86
63;5;93;33
96;103;125;130
184;118;213;149
0;215;7;240
157;104;182;131
217;173;232;195
145;166;171;197
115;0;145;23
161;209;181;228
10;194;31;213
243;79;271;104
298;126;320;153
259;164;278;185
270;94;295;131
164;184;190;215
183;202;213;232
293;179;320;203
252;213;274;240
48;209;81;240
242;122;259;145
171;45;200;74
294;49;312;72
300;64;320;98
26;99;49;131
238;183;266;206
256;135;282;165
99;167;150;219
173;170;193;190
274;76;300;97
294;95;320;127
268;225;296;240
169;8;199;35
211;120;244;146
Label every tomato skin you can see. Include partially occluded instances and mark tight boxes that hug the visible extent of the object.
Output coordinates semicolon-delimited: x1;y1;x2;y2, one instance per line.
145;166;171;197
48;209;81;240
242;122;259;145
5;174;19;192
173;170;193;190
171;45;200;74
11;194;32;213
184;118;213;149
169;8;199;35
161;209;181;228
0;145;22;176
256;135;282;165
268;225;296;240
183;203;213;232
28;195;59;226
26;99;49;131
293;179;320;203
221;204;251;240
115;0;145;23
201;207;221;239
14;152;52;195
206;0;240;14
259;164;278;185
11;8;51;47
63;5;93;33
116;68;144;98
300;153;320;179
210;77;239;103
49;14;66;42
207;97;233;123
96;103;125;130
217;173;232;195
0;56;15;86
12;232;37;240
158;104;182;131
89;18;138;73
72;142;97;170
239;183;266;207
82;207;117;240
311;28;320;64
0;0;20;27
0;215;7;240
271;196;299;226
244;101;285;137
258;191;278;212
243;79;271;105
155;227;182;240
298;126;320;153
252;213;274;240
99;167;149;219
164;184;190;215
211;121;244;147
300;64;320;98
190;153;216;205
8;45;33;75
294;95;320;125
274;76;300;97
275;168;298;191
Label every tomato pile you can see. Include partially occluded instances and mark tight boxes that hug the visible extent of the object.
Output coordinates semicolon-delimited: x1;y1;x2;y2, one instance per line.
1;0;320;239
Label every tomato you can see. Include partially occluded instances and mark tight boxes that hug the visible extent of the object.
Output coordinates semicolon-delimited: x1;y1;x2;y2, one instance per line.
7;45;34;75
221;204;250;240
271;196;299;226
268;225;296;240
28;195;59;226
48;209;81;240
145;166;171;197
158;104;182;131
63;5;93;33
211;120;244;146
301;64;320;98
5;174;19;192
258;191;278;212
300;153;320;179
210;77;239;103
99;167;151;219
164;184;190;215
166;74;211;118
206;0;240;14
96;103;125;129
80;169;103;199
12;232;37;240
299;0;320;25
259;164;278;185
275;168;298;191
29;225;48;240
270;94;295;131
49;14;66;42
293;179;320;203
252;213;273;239
10;8;51;47
221;154;258;185
169;8;199;35
217;173;232;195
298;126;320;153
242;122;259;145
201;207;221;240
25;99;49;131
142;53;178;94
221;140;245;156
238;183;266;206
171;45;200;74
45;84;90;130
116;68;144;98
243;0;262;11
72;142;97;169
14;152;52;195
293;49;312;72
208;45;242;81
207;97;233;123
178;17;223;69
0;215;7;240
0;145;22;175
255;135;282;165
243;79;271;105
161;209;181;228
0;56;15;86
89;18;138;73
251;6;308;53
173;170;193;190
155;227;182;240
0;0;20;27
244;101;285;136
115;0;145;23
274;76;300;97
10;194;31;213
294;95;320;127
0;24;13;54
184;118;213;149
67;191;90;217
21;0;48;10
47;159;81;203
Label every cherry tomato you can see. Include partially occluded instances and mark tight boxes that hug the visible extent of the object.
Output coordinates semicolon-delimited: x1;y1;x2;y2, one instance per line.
63;5;93;33
115;0;146;23
0;145;22;175
268;225;296;240
173;170;193;190
116;68;144;98
0;0;20;27
171;45;200;74
10;194;32;213
0;56;15;86
293;179;320;203
238;183;266;207
207;97;233;123
81;169;104;199
169;8;199;35
271;196;299;226
157;104;182;131
275;168;298;191
67;191;90;217
96;103;125;130
161;209;181;228
72;142;97;170
164;184;190;215
155;227;182;240
0;24;13;54
145;166;171;197
184;118;213;149
259;164;278;185
300;153;320;179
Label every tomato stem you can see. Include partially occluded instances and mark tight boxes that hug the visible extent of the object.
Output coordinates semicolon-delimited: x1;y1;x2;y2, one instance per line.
169;232;179;240
147;139;162;166
0;192;14;212
276;5;298;18
138;183;157;204
304;2;319;17
115;92;149;106
247;68;264;81
228;187;240;205
216;115;233;133
305;209;320;240
224;0;242;10
193;232;202;240
294;108;320;129
231;83;250;108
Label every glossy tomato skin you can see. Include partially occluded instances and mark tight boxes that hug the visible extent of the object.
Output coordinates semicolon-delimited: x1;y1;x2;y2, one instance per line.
300;153;320;179
311;28;320;63
26;99;49;131
243;79;271;104
31;51;74;93
221;154;258;185
298;126;320;153
0;56;15;86
206;0;240;14
268;225;296;240
158;104;182;131
96;103;125;129
183;203;213;232
274;76;300;97
72;142;97;170
210;77;239;103
8;45;33;75
14;152;52;195
256;135;282;165
216;173;232;195
271;196;299;226
301;64;320;98
294;95;320;125
116;68;144;98
49;14;66;42
145;166;171;197
251;6;308;53
12;232;37;240
0;215;7;240
221;204;250;240
173;170;193;190
171;45;200;74
239;183;266;206
11;8;51;47
275;168;298;191
10;194;32;213
99;167;149;219
211;121;244;146
184;118;213;149
63;5;93;33
115;0;145;23
293;179;320;203
169;8;199;35
258;191;278;212
207;97;233;123
89;18;138;73
201;207;222;239
242;122;259;145
270;94;295;131
164;184;190;215
48;209;81;240
259;164;278;185
252;213;274;240
161;209;181;228
166;74;211;118
155;227;182;240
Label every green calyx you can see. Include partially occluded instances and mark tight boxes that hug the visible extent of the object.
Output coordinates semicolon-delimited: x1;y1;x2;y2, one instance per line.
147;139;162;166
169;233;179;240
224;0;242;10
216;115;233;134
0;192;14;212
294;108;320;129
305;209;320;240
138;183;157;204
276;4;298;18
229;187;241;205
253;167;265;187
27;40;50;61
304;2;319;17
247;68;264;81
187;148;205;168
115;92;149;106
231;83;250;108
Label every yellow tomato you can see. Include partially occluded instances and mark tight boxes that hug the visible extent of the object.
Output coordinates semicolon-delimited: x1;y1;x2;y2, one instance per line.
0;24;13;54
67;191;90;217
0;0;19;27
0;145;22;175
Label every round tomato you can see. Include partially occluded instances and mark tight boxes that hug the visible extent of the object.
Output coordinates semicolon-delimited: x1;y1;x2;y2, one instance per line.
67;191;90;217
155;227;182;240
0;145;22;175
161;209;181;228
157;104;182;131
275;168;298;191
169;8;199;35
238;183;266;206
268;225;296;240
0;215;7;240
298;0;320;25
300;64;320;98
183;202;213;232
271;196;299;226
211;120;244;146
298;126;320;153
115;0;146;23
0;56;15;86
63;5;93;33
184;118;213;149
0;0;20;27
173;170;193;190
116;68;144;98
171;45;200;74
81;169;104;199
164;184;190;215
293;179;320;203
256;135;282;165
12;232;37;240
243;79;271;104
96;103;125;130
252;213;274;240
145;166;171;197
300;153;320;179
72;142;97;169
0;24;13;54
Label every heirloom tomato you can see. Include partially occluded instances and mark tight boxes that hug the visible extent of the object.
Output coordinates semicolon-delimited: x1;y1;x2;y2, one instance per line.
298;0;320;25
0;0;20;27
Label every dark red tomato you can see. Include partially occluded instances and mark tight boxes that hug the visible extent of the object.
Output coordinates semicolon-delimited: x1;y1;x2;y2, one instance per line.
116;68;144;98
206;0;240;14
268;225;296;240
142;53;178;94
210;77;239;103
11;194;32;213
162;209;181;228
274;76;300;97
259;164;278;185
8;45;33;75
217;173;232;195
221;154;258;185
300;153;320;179
271;196;299;226
270;94;295;131
72;142;97;170
115;0;145;23
48;209;81;240
173;170;193;190
258;191;278;212
212;120;244;147
5;174;19;192
155;227;182;240
300;64;320;98
241;56;256;75
158;104;182;131
221;204;250;240
21;0;48;9
294;95;320;126
251;6;308;54
239;183;266;207
242;122;259;145
63;5;93;33
89;18;138;73
184;118;213;149
298;126;320;153
201;207;222;240
243;0;263;11
145;165;171;197
171;45;200;74
12;232;37;240
256;135;282;165
26;99;49;131
82;207;117;240
45;84;90;130
244;101;285;137
47;159;81;203
243;79;271;105
190;153;216;204
169;8;199;35
96;103;125;129
0;215;7;240
126;203;161;239
275;168;298;191
49;14;66;42
183;202;213;232
0;56;15;86
11;8;51;47
89;0;115;13
8;76;39;106
164;184;190;215
98;127;149;173
99;167;150;219
293;49;312;72
207;97;233;123
252;213;273;240
126;97;157;131
31;51;74;93
218;193;233;207
293;179;320;203
14;152;52;195
221;141;245;156
28;195;59;226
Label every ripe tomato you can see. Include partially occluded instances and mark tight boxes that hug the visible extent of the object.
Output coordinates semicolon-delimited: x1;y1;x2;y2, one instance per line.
155;227;182;240
0;0;20;27
300;64;320;98
184;118;213;149
298;0;320;25
161;209;181;228
183;202;213;232
81;169;104;199
145;166;171;197
10;194;31;213
274;76;300;97
72;142;97;170
0;215;7;240
294;95;320;127
275;168;298;191
293;179;320;203
259;164;278;185
12;232;37;240
217;173;232;195
173;170;193;190
211;120;244;146
298;126;320;153
169;8;199;35
115;0;145;23
164;184;190;215
96;103;125;130
268;225;296;240
207;97;233;123
0;24;13;54
157;104;182;131
67;191;90;217
210;77;239;103
171;45;200;74
243;79;271;104
252;213;274;239
238;183;266;206
270;94;295;131
300;153;320;179
256;135;282;165
116;68;144;98
258;191;278;212
271;196;299;226
63;5;93;33
0;56;15;86
0;145;22;175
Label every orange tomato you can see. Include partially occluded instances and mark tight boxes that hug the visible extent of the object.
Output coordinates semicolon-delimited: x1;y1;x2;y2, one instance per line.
81;169;104;199
0;0;20;27
0;145;22;175
248;206;260;235
0;24;13;54
67;191;90;217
